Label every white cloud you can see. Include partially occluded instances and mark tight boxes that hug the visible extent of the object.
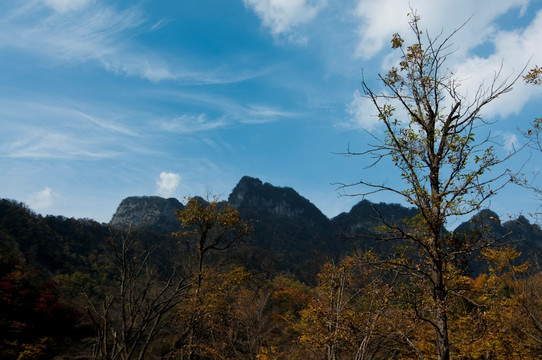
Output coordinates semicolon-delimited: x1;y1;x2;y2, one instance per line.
244;0;327;40
343;90;380;131
351;1;541;120
27;187;54;209
503;132;520;152
452;9;542;119
156;172;181;198
353;0;529;60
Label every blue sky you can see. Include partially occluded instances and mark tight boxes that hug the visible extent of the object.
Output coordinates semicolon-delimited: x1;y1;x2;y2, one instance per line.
1;0;541;226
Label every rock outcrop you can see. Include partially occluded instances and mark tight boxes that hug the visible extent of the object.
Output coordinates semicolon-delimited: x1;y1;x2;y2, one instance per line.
109;196;183;233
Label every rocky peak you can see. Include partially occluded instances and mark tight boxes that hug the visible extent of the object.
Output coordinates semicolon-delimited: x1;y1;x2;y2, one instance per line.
332;199;418;235
228;176;263;208
454;209;504;237
228;176;327;221
109;196;184;233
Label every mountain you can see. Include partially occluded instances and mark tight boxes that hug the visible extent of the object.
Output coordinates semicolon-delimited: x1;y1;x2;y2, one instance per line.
455;210;542;264
228;176;332;246
226;176;336;277
2;176;540;282
109;196;184;233
109;176;416;277
229;176;329;223
108;176;542;279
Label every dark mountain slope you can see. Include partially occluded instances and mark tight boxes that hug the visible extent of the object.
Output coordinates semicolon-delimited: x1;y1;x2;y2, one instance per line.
226;176;335;278
228;176;332;247
331;199;419;253
455;210;542;267
0;199;110;275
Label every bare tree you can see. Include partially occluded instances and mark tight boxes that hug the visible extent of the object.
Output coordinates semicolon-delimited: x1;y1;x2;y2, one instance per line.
86;230;190;360
338;13;521;360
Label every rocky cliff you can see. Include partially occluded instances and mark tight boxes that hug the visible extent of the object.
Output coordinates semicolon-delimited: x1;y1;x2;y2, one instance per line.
109;196;184;233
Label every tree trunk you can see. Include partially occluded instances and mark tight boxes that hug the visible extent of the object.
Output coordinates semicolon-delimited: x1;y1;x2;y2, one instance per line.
434;262;450;360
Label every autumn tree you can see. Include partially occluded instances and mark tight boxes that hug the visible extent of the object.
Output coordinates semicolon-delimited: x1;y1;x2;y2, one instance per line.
524;65;542;86
517;66;542;353
523;65;542;220
296;254;400;360
174;196;251;290
173;196;251;359
339;13;521;360
265;275;314;359
0;246;87;359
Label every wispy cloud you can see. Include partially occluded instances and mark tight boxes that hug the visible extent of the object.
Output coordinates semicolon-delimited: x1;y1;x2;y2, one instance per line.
0;1;261;84
7;2;145;61
1;129;119;159
44;0;93;14
242;105;299;123
0;97;141;135
149;18;170;31
156;113;227;134
75;110;139;137
0;97;143;159
503;132;520;152
154;90;300;132
156;171;180;197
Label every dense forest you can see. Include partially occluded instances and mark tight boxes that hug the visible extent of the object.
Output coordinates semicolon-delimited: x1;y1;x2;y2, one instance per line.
1;189;542;359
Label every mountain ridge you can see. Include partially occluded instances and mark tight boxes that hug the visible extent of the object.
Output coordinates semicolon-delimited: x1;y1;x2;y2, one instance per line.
108;176;542;277
1;175;541;281
109;175;540;237
110;176;417;231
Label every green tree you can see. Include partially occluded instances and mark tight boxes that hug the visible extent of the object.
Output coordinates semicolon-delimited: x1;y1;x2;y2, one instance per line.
339;13;520;360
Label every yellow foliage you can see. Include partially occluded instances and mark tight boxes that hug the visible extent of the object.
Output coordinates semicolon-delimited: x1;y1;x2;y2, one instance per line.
524;65;542;85
482;246;529;275
175;197;250;241
16;338;48;360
